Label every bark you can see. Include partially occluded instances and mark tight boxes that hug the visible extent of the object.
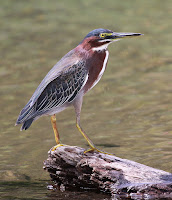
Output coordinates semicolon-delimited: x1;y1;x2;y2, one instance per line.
43;145;172;199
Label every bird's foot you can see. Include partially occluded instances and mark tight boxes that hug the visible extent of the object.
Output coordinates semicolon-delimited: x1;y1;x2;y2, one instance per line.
51;143;67;151
84;148;114;156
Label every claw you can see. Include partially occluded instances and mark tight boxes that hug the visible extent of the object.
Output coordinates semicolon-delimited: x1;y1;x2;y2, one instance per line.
51;144;66;151
84;148;114;156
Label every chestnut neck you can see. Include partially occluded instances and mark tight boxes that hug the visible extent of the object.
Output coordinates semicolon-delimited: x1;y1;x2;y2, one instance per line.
77;36;110;52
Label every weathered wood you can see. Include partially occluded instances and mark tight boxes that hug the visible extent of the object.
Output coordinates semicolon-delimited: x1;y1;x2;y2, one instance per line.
43;145;172;199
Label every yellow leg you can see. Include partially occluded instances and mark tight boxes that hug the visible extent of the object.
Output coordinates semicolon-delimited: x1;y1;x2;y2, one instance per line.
76;123;113;155
74;97;114;155
51;114;60;144
51;114;65;151
76;123;96;150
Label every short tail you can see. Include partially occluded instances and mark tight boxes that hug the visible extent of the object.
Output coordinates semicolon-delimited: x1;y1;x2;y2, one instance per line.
20;118;34;131
16;100;36;130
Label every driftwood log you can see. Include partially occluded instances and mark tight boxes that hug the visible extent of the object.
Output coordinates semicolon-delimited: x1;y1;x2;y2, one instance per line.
43;145;172;199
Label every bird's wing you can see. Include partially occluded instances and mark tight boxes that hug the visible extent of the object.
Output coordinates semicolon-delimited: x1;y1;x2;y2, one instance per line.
35;60;88;114
16;56;88;124
30;50;79;106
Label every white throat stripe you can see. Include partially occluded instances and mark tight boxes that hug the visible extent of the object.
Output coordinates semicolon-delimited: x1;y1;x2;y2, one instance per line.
92;43;110;51
92;39;120;51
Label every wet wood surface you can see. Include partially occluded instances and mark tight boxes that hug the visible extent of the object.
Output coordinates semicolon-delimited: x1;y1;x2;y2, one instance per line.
43;145;172;199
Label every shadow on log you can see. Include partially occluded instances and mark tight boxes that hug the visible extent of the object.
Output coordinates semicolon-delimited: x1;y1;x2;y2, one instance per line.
43;145;172;199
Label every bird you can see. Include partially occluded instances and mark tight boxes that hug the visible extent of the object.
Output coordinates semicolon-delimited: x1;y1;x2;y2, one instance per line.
16;28;143;152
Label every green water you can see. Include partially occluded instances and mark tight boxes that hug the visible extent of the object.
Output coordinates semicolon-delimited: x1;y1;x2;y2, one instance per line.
0;0;171;199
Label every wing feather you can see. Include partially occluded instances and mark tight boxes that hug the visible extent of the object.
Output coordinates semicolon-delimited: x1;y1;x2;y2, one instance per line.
30;50;79;106
36;61;88;114
16;59;88;124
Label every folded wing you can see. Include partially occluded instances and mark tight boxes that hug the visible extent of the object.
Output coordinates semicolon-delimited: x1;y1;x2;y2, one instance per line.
16;58;88;130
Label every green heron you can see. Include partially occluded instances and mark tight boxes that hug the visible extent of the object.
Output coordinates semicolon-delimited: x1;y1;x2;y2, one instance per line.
16;28;143;152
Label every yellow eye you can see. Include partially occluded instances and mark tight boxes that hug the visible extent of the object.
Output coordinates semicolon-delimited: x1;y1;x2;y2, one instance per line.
100;33;106;38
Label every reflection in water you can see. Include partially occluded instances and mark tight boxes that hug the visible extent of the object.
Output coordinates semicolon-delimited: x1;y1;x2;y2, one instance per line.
0;0;171;199
0;181;110;200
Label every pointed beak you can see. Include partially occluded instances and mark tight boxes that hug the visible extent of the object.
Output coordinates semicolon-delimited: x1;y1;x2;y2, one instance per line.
112;32;143;40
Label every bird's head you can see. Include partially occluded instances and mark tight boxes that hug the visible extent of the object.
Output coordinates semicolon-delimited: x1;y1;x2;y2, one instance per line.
80;28;143;51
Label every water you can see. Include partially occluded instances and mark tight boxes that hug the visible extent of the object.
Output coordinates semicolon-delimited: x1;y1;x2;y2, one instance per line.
0;0;171;199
